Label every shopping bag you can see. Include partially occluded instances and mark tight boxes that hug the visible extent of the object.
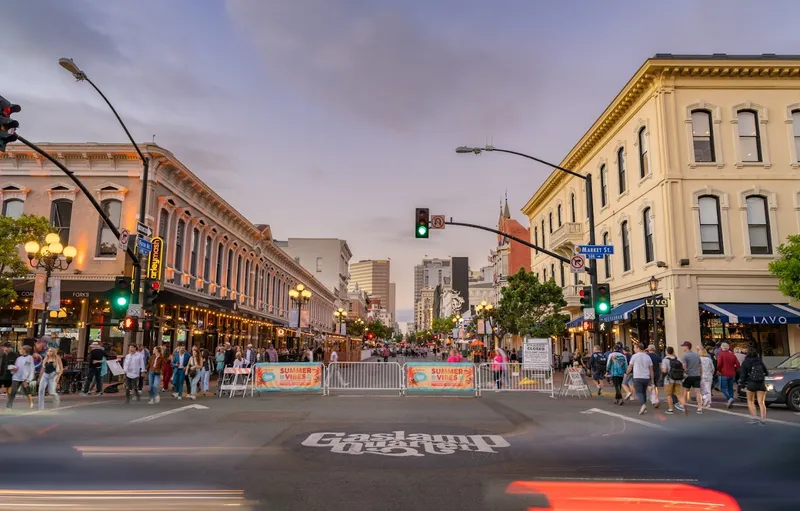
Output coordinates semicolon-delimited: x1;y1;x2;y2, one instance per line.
100;357;108;377
649;387;660;405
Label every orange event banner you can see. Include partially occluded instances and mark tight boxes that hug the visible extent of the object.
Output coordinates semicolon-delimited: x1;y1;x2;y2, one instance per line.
405;362;475;392
253;362;323;392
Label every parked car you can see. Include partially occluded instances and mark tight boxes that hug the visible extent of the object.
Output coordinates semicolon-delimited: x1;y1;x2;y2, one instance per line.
738;353;800;411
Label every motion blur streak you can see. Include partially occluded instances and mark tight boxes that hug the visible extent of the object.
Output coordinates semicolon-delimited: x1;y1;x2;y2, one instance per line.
0;489;256;510
506;481;741;510
73;446;253;457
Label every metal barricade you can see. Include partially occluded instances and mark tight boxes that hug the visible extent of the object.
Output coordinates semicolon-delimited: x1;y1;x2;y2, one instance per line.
218;368;253;398
324;362;403;395
476;362;555;398
403;362;477;396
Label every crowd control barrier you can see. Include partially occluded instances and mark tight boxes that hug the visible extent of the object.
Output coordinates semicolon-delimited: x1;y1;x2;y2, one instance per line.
476;362;554;398
218;368;253;398
252;362;325;393
324;361;403;395
403;362;476;396
558;367;591;398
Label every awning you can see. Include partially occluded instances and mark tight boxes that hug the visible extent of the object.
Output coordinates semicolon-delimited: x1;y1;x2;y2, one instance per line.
600;298;647;323
699;303;800;325
13;278;113;300
566;316;583;328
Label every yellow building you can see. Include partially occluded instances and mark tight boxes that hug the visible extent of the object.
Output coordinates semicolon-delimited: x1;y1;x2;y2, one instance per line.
522;54;800;364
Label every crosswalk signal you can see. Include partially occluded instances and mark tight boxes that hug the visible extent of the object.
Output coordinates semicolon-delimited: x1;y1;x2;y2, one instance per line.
596;283;611;313
111;276;132;318
120;316;138;332
582;320;595;332
143;278;161;308
579;285;593;309
0;96;21;152
415;208;429;238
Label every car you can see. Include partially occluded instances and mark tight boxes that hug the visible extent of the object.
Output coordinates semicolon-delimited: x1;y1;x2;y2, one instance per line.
739;353;800;411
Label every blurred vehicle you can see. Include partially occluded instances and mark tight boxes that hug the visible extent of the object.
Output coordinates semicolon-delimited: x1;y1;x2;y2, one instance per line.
738;353;800;411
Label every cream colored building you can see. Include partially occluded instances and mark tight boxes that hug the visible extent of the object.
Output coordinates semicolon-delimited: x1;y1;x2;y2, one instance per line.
522;54;800;363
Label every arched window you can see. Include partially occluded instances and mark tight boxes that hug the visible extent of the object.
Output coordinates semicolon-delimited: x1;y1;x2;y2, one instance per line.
621;221;631;272
244;260;251;296
570;193;576;222
746;195;771;254
226;249;233;288
599;165;608;207
50;199;73;244
254;265;260;302
793;109;800;162
603;232;611;279
1;199;23;218
559;262;565;287
215;243;223;284
617;147;627;194
737;110;762;162
691;110;715;162
534;226;538;254
548;212;553;233
236;254;243;292
540;219;545;249
643;207;654;263
203;236;212;278
190;228;200;275
158;209;169;238
698;196;723;255
638;126;649;178
557;204;562;226
97;199;121;257
174;219;185;270
550;263;555;281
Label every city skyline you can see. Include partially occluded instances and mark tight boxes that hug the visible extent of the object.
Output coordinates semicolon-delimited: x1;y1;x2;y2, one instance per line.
3;1;800;325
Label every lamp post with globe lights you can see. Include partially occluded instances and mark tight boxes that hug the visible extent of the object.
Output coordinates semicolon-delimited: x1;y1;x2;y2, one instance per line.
333;307;348;335
474;300;496;349
648;276;660;349
288;284;313;340
24;233;78;337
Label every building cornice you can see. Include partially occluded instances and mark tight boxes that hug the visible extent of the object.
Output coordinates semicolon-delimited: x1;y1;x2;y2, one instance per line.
522;56;800;217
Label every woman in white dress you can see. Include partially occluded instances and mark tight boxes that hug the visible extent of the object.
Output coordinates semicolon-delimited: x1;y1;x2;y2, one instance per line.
697;345;715;408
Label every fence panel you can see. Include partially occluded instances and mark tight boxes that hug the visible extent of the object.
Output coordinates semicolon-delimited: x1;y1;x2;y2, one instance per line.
476;362;554;398
252;362;325;393
403;362;476;396
323;362;403;395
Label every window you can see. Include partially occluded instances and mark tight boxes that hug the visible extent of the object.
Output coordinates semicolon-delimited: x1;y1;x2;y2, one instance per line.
599;165;608;207
174;220;185;270
550;263;555;282
96;199;121;257
557;204;562;226
158;209;169;238
603;232;611;279
50;200;72;244
570;193;576;222
534;226;538;254
190;228;200;276
559;263;565;287
203;236;212;278
638;127;649;178
698;196;723;255
236;254;243;292
691;110;715;162
643;207;654;263
792;110;800;162
617;148;627;194
244;260;251;296
542;267;547;281
541;220;545;248
2;199;23;218
226;249;233;288
316;257;323;272
621;220;631;272
215;243;223;283
548;212;553;233
746;195;772;254
737;110;762;162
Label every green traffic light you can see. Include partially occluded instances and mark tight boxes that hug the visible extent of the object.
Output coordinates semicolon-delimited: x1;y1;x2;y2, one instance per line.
597;302;609;313
417;225;428;236
116;296;128;307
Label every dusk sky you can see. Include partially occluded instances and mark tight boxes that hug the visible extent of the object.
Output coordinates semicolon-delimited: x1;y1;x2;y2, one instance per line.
4;1;799;325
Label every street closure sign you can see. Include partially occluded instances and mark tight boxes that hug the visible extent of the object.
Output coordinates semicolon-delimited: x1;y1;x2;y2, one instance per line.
576;245;614;259
430;215;445;229
569;254;586;273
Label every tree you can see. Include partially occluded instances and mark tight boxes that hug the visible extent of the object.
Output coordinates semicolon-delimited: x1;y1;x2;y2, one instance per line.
494;268;568;338
769;234;800;301
431;315;458;337
0;215;54;306
345;318;365;336
392;331;404;343
365;318;391;340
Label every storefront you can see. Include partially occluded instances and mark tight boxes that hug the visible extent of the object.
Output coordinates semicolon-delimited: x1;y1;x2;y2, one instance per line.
600;297;665;352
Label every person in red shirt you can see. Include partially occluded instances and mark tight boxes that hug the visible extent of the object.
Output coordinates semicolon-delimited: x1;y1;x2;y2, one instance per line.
716;342;740;408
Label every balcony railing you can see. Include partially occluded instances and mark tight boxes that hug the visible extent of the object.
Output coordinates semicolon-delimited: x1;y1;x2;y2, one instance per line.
550;222;584;251
562;284;583;309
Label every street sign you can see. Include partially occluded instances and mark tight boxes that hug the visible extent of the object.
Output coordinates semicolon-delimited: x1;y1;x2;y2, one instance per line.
645;298;668;308
118;228;130;251
570;254;586;273
583;307;596;320
576;245;614;259
136;222;153;238
430;215;445;229
136;236;153;256
126;303;142;318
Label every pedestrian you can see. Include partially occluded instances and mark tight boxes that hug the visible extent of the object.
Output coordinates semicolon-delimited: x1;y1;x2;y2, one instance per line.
201;349;214;396
697;345;715;408
6;345;35;409
326;349;349;387
267;344;278;363
187;347;203;400
492;348;504;390
660;346;687;415
446;349;462;363
81;341;106;395
680;341;704;414
37;348;63;410
172;344;190;399
136;344;150;392
146;346;165;404
561;348;571;371
162;350;173;392
122;344;145;404
588;345;607;397
223;342;235;368
605;343;628;405
0;342;18;396
244;344;255;367
716;342;740;409
646;344;662;408
739;347;768;425
626;342;654;415
621;346;635;401
233;351;245;368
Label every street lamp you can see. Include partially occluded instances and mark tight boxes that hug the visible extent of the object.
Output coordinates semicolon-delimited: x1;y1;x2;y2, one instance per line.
288;284;313;334
59;57;150;304
648;276;659;348
24;233;78;337
456;144;599;345
333;307;348;334
475;300;495;349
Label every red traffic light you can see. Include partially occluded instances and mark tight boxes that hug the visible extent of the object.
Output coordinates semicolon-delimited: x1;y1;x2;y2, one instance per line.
150;280;160;291
579;288;585;297
367;332;375;340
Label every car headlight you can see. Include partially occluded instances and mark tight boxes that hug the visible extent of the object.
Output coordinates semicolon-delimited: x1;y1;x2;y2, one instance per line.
765;376;783;381
766;384;774;392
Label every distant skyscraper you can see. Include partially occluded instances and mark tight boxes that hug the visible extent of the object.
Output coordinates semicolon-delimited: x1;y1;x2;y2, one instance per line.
349;259;391;319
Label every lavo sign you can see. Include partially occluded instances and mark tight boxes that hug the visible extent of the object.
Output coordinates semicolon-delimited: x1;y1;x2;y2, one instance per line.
754;316;788;324
301;431;510;457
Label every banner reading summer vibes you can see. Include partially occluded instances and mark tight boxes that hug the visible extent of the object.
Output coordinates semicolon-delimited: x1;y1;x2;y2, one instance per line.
405;362;475;392
253;362;323;392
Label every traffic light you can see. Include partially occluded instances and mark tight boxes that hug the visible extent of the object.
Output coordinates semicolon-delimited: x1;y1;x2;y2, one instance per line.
0;96;20;152
143;278;161;308
415;208;429;238
367;332;375;341
120;316;138;332
579;285;593;309
110;276;132;318
596;283;611;314
582;320;595;332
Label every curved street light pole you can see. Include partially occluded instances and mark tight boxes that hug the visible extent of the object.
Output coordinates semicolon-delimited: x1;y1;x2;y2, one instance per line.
59;58;149;304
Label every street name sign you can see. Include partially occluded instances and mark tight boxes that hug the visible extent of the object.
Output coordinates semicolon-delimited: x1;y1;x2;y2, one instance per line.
136;236;153;255
645;298;668;308
118;228;130;251
570;254;586;273
430;215;445;229
136;222;153;238
576;245;614;259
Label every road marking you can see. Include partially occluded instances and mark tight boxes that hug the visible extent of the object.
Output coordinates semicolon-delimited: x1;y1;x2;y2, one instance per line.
685;404;800;428
0;400;111;420
74;446;251;458
581;408;667;430
129;404;208;423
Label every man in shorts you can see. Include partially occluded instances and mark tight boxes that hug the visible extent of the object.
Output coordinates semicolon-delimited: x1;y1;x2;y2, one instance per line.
587;345;607;396
680;341;704;414
661;346;687;414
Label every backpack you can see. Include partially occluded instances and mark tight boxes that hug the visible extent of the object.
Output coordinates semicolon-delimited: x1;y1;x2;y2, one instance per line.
749;361;766;382
609;353;626;376
668;357;685;381
593;353;607;372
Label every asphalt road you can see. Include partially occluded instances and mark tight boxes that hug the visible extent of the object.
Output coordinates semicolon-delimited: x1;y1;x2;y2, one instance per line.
1;387;799;511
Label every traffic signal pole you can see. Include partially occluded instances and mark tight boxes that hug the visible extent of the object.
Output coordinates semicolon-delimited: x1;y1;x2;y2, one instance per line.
585;175;601;347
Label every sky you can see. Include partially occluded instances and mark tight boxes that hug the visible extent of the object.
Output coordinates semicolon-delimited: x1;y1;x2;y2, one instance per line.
3;0;800;325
